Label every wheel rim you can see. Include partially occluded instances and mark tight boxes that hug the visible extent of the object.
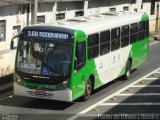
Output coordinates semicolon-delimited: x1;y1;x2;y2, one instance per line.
126;69;130;77
126;63;131;77
86;81;91;97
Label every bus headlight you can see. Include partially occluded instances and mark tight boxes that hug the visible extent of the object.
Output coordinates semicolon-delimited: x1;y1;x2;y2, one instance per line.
60;81;68;90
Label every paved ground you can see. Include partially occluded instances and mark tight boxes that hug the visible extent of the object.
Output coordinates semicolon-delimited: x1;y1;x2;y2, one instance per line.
69;68;160;120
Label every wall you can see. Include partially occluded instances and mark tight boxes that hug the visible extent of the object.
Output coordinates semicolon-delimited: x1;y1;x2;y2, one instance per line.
0;50;16;77
0;5;27;76
142;0;160;32
0;5;28;50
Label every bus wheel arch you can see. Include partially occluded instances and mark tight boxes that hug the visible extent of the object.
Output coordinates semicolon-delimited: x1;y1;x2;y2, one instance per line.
83;74;95;101
89;74;95;93
128;58;132;66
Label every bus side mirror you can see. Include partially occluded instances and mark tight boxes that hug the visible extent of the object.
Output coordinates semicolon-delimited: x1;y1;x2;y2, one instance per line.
10;40;14;50
10;35;19;50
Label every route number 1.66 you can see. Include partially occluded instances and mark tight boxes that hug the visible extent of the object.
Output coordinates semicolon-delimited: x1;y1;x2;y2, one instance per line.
27;31;39;37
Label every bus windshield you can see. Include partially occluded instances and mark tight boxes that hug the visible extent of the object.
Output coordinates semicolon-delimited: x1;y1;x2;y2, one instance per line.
16;40;73;77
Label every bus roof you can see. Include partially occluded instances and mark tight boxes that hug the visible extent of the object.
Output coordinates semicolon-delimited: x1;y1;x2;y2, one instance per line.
27;12;148;35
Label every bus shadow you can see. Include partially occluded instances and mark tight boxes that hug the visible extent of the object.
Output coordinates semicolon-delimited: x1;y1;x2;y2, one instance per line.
0;96;75;110
118;69;138;81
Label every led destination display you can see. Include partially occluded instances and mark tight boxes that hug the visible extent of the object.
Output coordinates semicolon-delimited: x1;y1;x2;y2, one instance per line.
25;30;70;41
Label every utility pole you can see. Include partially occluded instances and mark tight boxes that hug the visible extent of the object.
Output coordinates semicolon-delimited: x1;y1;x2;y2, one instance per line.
156;1;159;30
84;1;89;17
31;0;38;24
26;4;30;25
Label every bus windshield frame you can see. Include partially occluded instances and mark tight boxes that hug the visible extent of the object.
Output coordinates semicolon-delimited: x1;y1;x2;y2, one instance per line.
15;38;73;80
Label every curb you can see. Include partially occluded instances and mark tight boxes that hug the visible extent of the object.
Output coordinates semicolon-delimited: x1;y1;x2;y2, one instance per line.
0;74;13;84
0;82;13;94
0;74;13;93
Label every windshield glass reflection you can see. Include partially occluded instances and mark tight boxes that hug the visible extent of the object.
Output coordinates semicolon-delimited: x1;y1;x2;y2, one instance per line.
16;40;72;77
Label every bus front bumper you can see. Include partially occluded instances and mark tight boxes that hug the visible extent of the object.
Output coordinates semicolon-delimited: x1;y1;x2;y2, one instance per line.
14;83;72;102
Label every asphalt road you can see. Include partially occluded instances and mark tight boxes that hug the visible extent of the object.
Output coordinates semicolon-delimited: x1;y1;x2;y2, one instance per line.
0;42;160;120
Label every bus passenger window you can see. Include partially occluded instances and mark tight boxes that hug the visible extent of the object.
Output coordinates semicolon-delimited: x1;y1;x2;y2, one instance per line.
130;23;138;44
75;41;86;69
138;21;145;41
100;30;110;55
111;28;120;51
88;33;99;59
145;20;149;38
121;25;129;48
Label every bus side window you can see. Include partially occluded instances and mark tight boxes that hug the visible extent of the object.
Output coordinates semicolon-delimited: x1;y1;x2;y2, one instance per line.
75;41;86;70
88;33;99;59
121;25;129;48
145;20;149;38
100;30;110;56
130;23;138;44
111;27;120;51
138;21;145;41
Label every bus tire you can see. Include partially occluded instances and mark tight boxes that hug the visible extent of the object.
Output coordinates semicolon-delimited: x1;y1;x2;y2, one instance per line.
124;60;131;80
83;79;92;101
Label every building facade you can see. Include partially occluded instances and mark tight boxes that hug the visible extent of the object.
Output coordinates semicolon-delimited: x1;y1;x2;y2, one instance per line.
0;0;159;76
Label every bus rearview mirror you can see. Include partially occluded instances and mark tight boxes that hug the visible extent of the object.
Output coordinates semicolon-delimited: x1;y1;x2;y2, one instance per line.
10;40;14;50
10;35;20;50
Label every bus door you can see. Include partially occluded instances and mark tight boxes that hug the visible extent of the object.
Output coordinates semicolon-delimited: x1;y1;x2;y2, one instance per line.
73;40;87;99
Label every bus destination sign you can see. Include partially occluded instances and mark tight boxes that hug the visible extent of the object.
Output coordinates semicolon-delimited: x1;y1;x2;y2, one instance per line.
26;31;70;40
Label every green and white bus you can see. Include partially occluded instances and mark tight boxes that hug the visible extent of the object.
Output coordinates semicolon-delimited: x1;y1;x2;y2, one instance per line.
12;12;149;102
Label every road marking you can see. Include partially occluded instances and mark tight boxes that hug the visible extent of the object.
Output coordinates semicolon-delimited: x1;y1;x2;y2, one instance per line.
143;78;158;80
99;103;160;106
67;68;160;120
80;114;98;117
131;85;160;87
117;93;160;96
154;72;160;73
150;41;159;46
73;114;98;117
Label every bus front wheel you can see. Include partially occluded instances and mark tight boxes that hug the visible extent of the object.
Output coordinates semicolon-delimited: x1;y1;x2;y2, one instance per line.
83;79;92;101
124;60;131;80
